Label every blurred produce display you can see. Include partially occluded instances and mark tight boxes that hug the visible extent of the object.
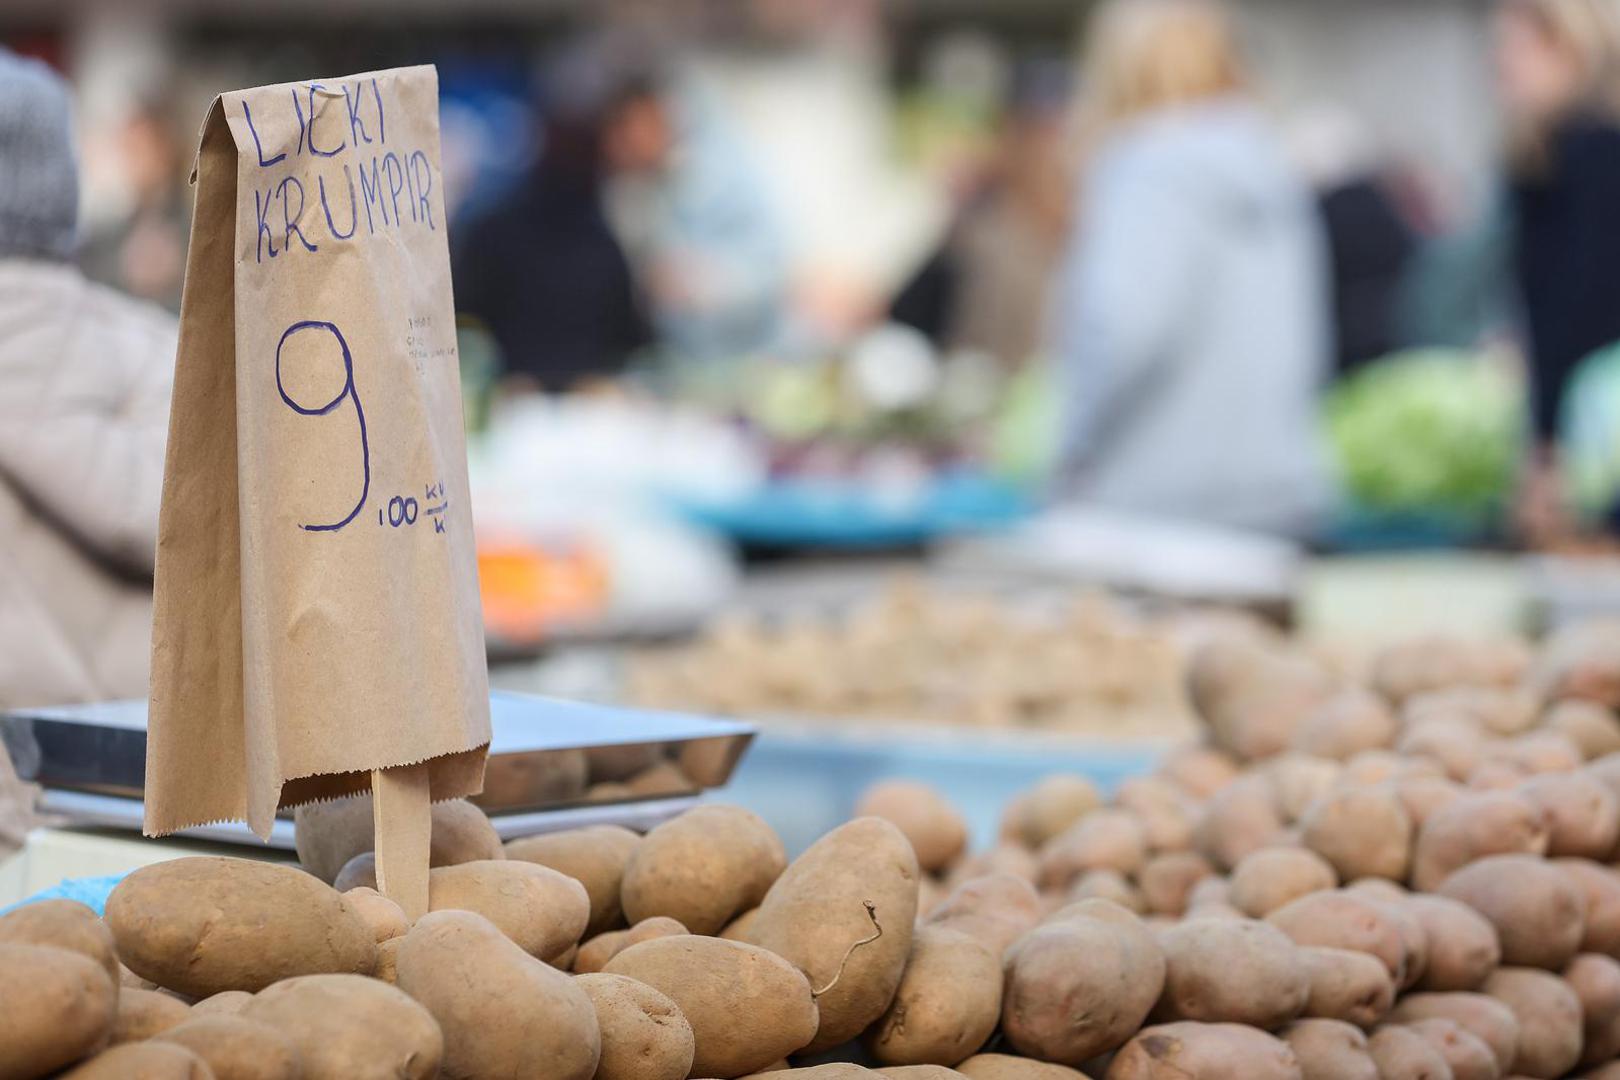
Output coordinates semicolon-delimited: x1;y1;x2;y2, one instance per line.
651;325;1048;548
468;396;747;646
1325;350;1524;529
718;326;1006;457
16;614;1620;1079
625;580;1199;737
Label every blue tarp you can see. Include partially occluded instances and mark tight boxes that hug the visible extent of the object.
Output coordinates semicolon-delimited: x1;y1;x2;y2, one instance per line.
3;873;124;916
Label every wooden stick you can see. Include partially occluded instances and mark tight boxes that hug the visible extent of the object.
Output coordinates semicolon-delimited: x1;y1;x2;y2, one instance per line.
372;762;432;921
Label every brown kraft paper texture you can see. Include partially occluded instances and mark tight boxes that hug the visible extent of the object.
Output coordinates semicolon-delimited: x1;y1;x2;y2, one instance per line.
146;66;490;839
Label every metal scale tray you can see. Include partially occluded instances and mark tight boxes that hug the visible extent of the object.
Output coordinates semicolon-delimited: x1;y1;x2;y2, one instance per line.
0;691;755;849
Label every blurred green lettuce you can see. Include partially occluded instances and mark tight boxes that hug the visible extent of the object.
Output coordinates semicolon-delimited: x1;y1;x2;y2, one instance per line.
1325;350;1525;521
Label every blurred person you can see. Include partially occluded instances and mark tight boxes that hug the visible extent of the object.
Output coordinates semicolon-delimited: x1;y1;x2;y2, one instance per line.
605;72;788;364
1290;108;1421;376
1496;0;1620;540
0;48;175;708
452;45;653;392
1051;0;1332;537
892;61;1073;368
80;96;189;311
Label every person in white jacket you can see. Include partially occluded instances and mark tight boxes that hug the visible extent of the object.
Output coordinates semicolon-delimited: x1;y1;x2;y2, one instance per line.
1052;0;1334;538
0;48;176;710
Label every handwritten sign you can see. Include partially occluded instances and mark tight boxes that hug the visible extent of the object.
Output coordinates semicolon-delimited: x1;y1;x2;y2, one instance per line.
146;66;490;859
235;79;439;265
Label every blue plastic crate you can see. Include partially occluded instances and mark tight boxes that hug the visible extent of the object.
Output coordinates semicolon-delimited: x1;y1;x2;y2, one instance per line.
712;726;1162;855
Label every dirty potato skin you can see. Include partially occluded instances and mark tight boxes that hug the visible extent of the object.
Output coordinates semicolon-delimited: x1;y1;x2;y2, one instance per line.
1404;895;1502;992
1193;775;1287;872
154;1014;306;1080
105;857;376;997
1483;966;1584;1079
53;1042;214;1079
1107;1021;1303;1080
1402;1017;1499;1080
341;887;409;944
867;925;1001;1066
1137;852;1216;917
1300;785;1414;883
191;990;254;1018
604;934;818;1078
1298;946;1395;1028
1565;952;1620;1067
243;973;443;1080
1005;775;1102;848
574;916;689;973
292;794;502;884
1159;745;1242;800
0;942;118;1080
744;817;920;1055
0;899;119;985
1153;918;1308;1029
1517;773;1620;860
1037;810;1149;889
1228;848;1337;918
1557;859;1620;957
1294;690;1400;761
576;972;695;1080
424;797;507;866
503;824;641;935
1409;792;1549;893
738;1068;881;1075
1437;855;1586;971
1267;891;1408;984
958;1055;1092;1079
426;859;590;964
1002;905;1165;1065
621;805;787;936
1366;1025;1452;1080
390;911;597;1080
1362;895;1430;991
110;987;191;1044
925;873;1043;956
737;1068;877;1078
1280;1018;1378;1080
857;781;969;874
1387;992;1520;1073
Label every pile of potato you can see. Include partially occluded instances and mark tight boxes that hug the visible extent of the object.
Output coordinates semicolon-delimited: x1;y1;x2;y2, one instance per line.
624;581;1195;736
6;617;1620;1079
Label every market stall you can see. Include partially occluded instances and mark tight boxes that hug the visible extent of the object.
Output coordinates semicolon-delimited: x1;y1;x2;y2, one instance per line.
9;1;1620;1077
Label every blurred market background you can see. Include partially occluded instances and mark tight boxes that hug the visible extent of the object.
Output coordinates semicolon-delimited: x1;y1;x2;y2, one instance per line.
6;0;1620;855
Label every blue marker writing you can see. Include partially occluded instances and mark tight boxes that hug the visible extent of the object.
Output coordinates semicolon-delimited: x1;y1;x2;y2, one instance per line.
372;77;386;144
382;152;405;227
275;320;370;532
358;156;388;233
319;166;358;240
254;188;278;261
343;81;373;146
279;176;318;254
409;150;435;230
306;84;345;157
242;101;286;168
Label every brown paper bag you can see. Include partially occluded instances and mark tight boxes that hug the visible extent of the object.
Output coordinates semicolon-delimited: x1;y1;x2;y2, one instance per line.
146;66;490;841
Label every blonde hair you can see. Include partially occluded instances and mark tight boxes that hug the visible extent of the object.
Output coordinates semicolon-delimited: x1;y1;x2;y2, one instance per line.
1503;0;1620;170
1507;0;1620;102
1077;0;1246;141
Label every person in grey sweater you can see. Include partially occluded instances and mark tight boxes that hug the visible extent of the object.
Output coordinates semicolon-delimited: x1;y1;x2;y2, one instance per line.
0;48;176;709
1052;0;1334;538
